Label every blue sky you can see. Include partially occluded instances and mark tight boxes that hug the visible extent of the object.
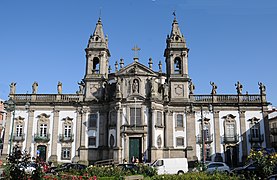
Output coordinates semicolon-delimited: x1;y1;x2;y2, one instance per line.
0;0;276;106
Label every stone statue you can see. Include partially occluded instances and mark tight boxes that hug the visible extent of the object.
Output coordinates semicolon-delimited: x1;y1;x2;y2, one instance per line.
132;79;139;93
189;81;195;95
57;81;62;94
210;81;217;95
164;82;169;98
32;81;38;94
258;82;266;95
235;81;243;95
116;81;120;93
77;81;85;94
10;82;16;94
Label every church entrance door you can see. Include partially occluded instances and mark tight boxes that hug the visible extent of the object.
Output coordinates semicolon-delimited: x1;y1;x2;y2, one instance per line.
37;145;47;162
129;137;142;163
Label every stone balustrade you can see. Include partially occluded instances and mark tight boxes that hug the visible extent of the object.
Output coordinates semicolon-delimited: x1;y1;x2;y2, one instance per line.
11;94;83;103
191;94;263;104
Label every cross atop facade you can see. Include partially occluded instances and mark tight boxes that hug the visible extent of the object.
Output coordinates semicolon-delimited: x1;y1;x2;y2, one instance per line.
132;45;141;61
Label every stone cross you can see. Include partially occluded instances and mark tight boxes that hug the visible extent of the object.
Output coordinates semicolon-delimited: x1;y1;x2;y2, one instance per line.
132;45;141;61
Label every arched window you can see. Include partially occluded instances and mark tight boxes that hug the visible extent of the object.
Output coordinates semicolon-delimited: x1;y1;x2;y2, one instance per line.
174;57;182;74
92;57;100;74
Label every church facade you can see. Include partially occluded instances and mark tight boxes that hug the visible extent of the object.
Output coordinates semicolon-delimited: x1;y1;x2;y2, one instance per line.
1;17;270;167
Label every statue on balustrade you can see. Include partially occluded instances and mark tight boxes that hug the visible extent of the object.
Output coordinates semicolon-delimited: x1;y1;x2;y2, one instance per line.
32;81;38;94
10;82;16;94
210;81;217;95
57;81;62;94
77;80;85;94
235;81;243;95
258;82;266;95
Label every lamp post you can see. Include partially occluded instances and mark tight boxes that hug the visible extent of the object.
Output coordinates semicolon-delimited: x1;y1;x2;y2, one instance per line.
4;98;16;155
200;104;212;164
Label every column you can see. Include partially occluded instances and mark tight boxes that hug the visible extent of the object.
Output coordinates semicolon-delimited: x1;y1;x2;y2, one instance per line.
49;109;59;162
239;111;248;162
25;109;34;154
116;108;121;147
214;110;223;162
186;111;196;161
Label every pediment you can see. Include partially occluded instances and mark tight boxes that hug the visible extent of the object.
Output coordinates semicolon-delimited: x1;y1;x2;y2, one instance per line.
116;62;157;77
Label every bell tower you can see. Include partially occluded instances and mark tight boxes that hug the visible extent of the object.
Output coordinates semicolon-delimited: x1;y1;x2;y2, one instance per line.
164;16;190;101
84;18;110;100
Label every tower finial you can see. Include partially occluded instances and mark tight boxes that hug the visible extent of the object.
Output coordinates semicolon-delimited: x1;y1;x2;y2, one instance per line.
99;8;102;21
173;10;176;20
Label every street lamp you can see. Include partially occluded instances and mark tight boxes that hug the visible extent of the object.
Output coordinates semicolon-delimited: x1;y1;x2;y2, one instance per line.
4;98;16;155
200;104;212;164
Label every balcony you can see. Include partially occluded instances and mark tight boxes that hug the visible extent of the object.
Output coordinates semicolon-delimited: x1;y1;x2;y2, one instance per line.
222;134;239;144
248;134;264;143
12;133;25;142
196;134;213;144
34;133;50;143
59;134;74;142
271;128;277;135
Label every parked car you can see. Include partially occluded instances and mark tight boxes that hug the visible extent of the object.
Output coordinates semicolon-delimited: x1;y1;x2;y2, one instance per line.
19;162;37;174
231;162;257;177
205;162;230;173
52;163;87;174
151;158;188;175
117;163;139;173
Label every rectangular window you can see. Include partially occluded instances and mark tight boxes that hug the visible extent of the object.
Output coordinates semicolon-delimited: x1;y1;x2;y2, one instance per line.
176;114;183;127
130;108;141;126
61;147;71;160
16;125;23;136
64;125;71;137
88;136;96;146
89;114;98;128
176;137;184;146
156;111;162;127
40;124;47;137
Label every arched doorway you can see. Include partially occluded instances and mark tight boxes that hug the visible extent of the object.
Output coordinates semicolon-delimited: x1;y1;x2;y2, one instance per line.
37;145;47;162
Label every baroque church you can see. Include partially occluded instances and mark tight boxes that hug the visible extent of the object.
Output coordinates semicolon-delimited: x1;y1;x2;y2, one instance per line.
1;16;270;167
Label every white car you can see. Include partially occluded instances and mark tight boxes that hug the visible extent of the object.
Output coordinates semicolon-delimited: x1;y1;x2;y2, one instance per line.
205;162;230;173
20;162;37;174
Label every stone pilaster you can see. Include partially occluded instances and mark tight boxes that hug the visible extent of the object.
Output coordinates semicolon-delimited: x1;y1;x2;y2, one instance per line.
72;109;82;163
165;110;173;148
186;111;196;161
214;110;223;162
49;109;59;162
151;108;156;147
239;111;248;162
25;109;34;153
2;112;12;157
79;110;88;164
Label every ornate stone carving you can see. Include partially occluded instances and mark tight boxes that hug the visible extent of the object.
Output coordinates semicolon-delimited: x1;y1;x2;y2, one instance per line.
132;79;139;93
175;85;183;96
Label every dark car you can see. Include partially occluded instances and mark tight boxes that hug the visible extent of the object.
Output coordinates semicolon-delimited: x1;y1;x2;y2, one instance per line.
231;162;257;177
117;164;139;173
52;163;87;174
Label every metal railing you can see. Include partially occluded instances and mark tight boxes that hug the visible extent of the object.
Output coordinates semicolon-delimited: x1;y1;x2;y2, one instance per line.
34;133;50;143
